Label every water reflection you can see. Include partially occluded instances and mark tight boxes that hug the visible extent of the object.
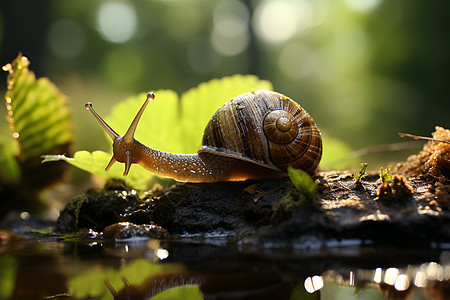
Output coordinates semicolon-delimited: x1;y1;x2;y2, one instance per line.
304;275;324;293
106;270;292;300
0;231;449;299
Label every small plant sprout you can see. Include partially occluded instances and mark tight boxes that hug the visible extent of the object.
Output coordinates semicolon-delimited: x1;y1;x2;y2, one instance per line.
379;167;393;183
353;163;368;184
287;166;318;200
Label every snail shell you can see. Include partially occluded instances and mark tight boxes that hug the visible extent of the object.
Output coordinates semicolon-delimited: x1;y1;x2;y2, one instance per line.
200;90;322;175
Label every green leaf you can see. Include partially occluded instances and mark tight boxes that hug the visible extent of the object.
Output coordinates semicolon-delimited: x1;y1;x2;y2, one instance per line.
379;167;392;183
43;151;152;190
105;89;183;153
3;53;72;161
1;53;73;190
287;166;318;199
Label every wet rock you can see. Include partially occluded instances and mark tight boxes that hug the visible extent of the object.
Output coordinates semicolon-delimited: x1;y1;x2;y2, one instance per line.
125;178;290;235
56;128;450;247
103;222;170;240
56;180;142;232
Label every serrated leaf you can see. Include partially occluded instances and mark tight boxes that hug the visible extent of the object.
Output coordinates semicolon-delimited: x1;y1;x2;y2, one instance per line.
3;53;72;160
43;151;152;190
105;89;183;153
287;166;318;199
2;53;73;189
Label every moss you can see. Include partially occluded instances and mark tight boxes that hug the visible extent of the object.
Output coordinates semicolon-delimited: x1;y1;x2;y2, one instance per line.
271;188;309;224
56;179;142;233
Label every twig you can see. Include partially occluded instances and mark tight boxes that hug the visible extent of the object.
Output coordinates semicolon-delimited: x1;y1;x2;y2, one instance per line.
399;132;450;144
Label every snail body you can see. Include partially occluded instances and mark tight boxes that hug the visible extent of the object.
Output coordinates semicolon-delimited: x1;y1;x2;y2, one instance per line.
85;90;322;182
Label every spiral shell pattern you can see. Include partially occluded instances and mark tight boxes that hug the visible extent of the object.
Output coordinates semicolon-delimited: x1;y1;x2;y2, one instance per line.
199;90;322;175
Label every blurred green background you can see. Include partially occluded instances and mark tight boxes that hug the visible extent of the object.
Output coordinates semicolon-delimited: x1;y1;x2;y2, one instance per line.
0;0;449;171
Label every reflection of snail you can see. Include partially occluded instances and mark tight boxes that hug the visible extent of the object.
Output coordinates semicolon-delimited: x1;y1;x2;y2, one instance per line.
105;270;292;300
86;90;322;182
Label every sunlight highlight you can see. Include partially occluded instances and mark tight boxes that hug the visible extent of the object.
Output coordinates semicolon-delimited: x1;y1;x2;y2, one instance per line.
155;248;169;260
252;0;313;44
384;268;399;285
394;274;410;291
304;275;323;293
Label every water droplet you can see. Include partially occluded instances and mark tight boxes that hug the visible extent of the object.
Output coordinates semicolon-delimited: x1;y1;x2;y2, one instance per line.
2;64;12;72
12;132;19;139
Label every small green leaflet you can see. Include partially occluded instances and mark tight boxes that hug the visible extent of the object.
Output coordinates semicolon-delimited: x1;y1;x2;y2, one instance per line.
353;162;368;184
379;167;393;183
287;166;318;199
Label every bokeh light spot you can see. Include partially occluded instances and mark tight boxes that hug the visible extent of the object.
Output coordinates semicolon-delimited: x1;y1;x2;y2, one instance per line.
373;268;382;283
252;0;312;44
97;2;137;43
155;248;169;260
394;274;410;291
210;17;249;56
48;20;85;59
304;275;323;293
213;0;250;26
384;268;399;285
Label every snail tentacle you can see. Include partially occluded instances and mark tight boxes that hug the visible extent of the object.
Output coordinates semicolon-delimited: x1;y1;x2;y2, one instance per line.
85;102;118;140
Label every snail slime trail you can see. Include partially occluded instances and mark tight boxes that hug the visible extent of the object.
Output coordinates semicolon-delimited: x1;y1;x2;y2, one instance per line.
85;90;322;182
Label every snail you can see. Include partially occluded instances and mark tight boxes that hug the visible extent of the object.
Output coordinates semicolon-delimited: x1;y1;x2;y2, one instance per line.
85;90;322;183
